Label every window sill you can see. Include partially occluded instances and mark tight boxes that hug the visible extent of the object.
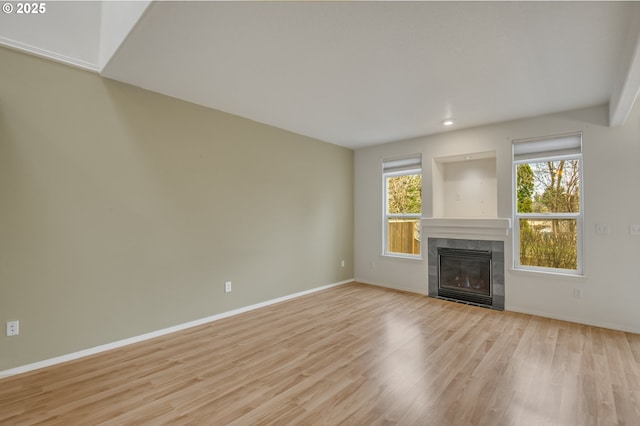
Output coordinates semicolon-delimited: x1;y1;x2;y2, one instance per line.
382;253;423;261
509;267;587;281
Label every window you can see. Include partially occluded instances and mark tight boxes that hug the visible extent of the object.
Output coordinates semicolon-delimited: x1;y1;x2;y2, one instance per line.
513;134;583;274
383;155;422;257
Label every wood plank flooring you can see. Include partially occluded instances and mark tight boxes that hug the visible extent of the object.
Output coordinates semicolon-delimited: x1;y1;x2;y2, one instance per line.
1;282;640;425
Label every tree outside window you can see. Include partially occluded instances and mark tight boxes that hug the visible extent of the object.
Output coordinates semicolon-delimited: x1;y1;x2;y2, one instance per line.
385;172;422;257
513;133;583;274
515;157;582;272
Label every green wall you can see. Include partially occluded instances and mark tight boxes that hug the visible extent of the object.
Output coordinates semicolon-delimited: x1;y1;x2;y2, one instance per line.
0;47;354;371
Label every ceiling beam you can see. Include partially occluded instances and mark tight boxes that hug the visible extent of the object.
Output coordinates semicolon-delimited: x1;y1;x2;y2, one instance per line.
610;4;640;127
99;0;152;72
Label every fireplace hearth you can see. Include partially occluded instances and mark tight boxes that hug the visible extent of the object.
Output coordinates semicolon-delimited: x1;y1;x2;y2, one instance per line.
428;238;504;310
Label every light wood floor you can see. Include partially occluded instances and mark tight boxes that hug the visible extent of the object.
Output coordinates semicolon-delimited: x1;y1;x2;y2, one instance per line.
1;282;640;425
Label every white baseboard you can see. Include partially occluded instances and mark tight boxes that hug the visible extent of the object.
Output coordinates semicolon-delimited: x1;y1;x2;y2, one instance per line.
505;305;640;335
356;279;640;335
354;278;428;296
0;279;353;379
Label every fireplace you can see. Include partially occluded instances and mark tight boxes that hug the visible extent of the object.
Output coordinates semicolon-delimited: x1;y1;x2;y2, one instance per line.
438;248;492;306
428;237;504;310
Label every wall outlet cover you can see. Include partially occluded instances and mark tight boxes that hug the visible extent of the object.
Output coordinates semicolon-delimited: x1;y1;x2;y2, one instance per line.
6;320;19;336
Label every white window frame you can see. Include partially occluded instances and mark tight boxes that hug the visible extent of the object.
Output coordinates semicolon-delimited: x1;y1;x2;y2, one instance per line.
512;134;584;276
382;156;422;259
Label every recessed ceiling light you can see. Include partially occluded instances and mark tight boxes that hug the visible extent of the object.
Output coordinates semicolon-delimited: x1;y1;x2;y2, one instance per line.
442;119;454;126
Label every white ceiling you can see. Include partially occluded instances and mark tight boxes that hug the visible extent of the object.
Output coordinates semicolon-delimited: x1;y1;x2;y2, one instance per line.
0;1;101;70
2;1;640;149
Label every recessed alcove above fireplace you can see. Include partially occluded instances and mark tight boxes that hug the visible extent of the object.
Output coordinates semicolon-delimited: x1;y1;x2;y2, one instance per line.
423;149;508;308
432;151;497;218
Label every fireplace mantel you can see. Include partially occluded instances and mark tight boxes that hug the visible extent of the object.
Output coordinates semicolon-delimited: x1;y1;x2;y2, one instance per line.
422;218;511;238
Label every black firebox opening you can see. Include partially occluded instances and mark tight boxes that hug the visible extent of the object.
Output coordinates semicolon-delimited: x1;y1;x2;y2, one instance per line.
437;248;492;305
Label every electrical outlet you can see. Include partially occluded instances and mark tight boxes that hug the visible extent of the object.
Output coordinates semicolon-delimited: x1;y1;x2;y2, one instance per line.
341;260;345;267
630;224;640;235
595;224;610;235
6;320;19;336
225;281;232;293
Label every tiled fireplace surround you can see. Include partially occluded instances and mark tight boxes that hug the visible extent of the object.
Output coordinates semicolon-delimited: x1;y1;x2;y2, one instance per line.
427;237;505;310
423;218;509;311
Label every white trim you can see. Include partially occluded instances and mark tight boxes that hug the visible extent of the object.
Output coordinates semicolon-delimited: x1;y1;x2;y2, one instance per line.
506;305;640;335
383;169;423;257
508;267;587;281
0;37;99;73
610;5;640;127
421;218;511;239
512;150;584;275
0;279;353;379
381;253;422;261
354;279;428;296
360;281;640;335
